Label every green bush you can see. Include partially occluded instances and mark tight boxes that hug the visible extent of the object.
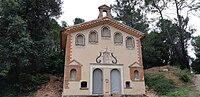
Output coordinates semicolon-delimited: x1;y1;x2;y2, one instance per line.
165;87;190;97
145;73;176;95
0;73;50;97
178;69;192;83
0;88;18;97
31;74;50;85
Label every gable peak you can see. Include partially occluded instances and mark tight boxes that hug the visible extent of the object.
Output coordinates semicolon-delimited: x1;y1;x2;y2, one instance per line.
129;62;142;68
98;4;111;19
68;59;82;66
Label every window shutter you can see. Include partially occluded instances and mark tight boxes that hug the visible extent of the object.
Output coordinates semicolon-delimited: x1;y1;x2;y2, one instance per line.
126;37;134;49
76;34;85;46
102;27;110;37
89;31;98;43
114;32;123;44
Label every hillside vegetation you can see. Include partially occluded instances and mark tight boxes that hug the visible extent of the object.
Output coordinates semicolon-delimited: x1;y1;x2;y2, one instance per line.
145;66;200;97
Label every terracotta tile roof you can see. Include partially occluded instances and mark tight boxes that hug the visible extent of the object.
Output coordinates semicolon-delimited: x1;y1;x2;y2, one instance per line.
60;17;144;50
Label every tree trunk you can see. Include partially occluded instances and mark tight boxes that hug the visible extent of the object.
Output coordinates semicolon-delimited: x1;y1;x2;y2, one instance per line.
174;0;190;70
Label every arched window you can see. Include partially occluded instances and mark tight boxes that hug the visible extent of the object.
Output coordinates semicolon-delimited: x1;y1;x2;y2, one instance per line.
89;30;98;43
70;69;77;80
75;33;85;46
126;36;134;49
81;81;87;88
101;26;111;38
114;32;123;44
134;70;139;80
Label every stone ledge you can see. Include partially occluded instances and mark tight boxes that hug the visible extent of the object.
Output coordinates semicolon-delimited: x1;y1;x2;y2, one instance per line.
63;94;145;97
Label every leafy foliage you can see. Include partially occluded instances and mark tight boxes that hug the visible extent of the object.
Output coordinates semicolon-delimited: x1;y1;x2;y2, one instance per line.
145;73;176;95
0;0;64;96
111;0;149;33
144;0;194;69
142;31;170;69
145;68;195;96
178;70;193;83
164;87;191;97
191;36;200;74
73;18;85;24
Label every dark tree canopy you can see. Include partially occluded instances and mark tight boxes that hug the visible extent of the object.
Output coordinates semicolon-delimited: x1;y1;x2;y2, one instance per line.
111;0;149;33
142;31;170;68
73;18;85;24
0;0;64;96
192;36;200;74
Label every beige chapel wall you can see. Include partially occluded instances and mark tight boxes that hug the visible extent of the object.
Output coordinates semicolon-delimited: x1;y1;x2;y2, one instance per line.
70;24;140;81
124;81;145;95
63;82;89;95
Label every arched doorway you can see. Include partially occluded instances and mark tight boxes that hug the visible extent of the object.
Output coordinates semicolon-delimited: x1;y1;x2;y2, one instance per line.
93;68;103;94
110;69;121;94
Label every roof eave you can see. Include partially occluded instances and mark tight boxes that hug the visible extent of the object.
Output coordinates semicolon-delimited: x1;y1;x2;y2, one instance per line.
60;17;145;50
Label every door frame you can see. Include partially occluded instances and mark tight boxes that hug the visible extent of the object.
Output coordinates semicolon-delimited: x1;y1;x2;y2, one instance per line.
90;64;124;95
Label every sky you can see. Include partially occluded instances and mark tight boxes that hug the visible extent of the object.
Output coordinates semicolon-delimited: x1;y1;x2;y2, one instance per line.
57;0;115;25
57;0;200;58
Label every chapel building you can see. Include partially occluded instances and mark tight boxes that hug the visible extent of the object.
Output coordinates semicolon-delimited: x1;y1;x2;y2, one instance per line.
61;5;145;97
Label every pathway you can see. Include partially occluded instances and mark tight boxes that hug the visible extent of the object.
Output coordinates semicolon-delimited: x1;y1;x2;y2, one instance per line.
194;74;200;94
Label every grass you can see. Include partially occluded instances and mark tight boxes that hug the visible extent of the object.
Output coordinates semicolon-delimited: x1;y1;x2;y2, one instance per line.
162;85;200;97
164;87;190;97
145;72;176;95
145;67;200;97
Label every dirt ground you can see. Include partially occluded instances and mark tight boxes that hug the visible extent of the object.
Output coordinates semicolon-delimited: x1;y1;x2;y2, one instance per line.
145;86;158;97
194;74;200;94
144;65;179;97
35;76;63;97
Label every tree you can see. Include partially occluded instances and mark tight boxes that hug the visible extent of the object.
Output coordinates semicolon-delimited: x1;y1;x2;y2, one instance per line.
0;0;32;74
45;19;64;75
188;1;200;18
144;0;196;69
0;0;34;95
73;18;85;24
0;0;63;95
142;19;185;68
191;36;200;74
111;0;149;33
61;21;68;27
142;31;170;68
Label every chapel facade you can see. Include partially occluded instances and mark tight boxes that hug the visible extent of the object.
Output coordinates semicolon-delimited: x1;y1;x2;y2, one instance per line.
61;5;145;97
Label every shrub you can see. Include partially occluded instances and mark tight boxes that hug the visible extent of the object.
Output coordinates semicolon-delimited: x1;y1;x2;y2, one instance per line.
165;87;190;97
177;69;192;83
31;74;50;85
145;73;176;95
